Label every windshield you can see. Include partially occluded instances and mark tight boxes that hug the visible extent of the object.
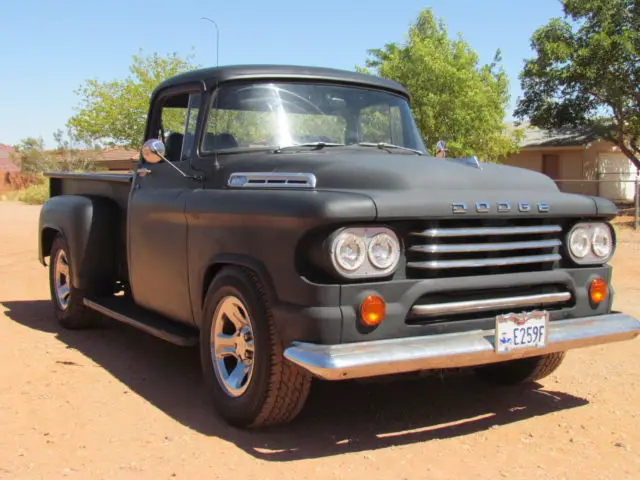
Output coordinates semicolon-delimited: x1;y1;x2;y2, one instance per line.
201;82;426;153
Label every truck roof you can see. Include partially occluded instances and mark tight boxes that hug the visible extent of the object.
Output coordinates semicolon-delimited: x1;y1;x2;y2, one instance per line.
153;64;409;99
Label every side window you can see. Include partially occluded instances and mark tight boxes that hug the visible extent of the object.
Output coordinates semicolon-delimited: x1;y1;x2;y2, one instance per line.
152;91;201;162
181;94;200;160
359;104;404;145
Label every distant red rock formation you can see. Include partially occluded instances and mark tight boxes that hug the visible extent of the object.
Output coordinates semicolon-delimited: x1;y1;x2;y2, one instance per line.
0;144;19;173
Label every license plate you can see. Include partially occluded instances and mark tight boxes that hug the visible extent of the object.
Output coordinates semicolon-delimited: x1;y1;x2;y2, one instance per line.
495;310;549;354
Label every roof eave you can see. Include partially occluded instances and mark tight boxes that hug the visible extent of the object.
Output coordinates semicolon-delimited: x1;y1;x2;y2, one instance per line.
518;144;587;151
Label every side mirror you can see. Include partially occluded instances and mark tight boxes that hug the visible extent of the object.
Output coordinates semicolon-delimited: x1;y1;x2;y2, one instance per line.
141;139;166;164
138;138;204;181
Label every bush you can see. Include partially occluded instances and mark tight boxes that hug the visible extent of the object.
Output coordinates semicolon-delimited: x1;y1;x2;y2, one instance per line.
1;174;48;204
1;131;104;205
13;181;49;205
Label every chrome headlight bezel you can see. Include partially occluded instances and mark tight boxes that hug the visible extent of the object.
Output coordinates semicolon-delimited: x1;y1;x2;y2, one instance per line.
332;231;367;272
566;222;616;264
329;226;401;278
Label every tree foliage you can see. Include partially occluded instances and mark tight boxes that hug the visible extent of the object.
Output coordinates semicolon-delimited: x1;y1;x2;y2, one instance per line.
515;0;640;169
67;51;197;149
358;8;521;161
12;129;99;173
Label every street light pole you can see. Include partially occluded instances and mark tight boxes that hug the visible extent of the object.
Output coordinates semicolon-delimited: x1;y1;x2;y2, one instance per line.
200;17;220;67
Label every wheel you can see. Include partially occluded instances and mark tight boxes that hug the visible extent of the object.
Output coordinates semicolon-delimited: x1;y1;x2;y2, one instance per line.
475;352;567;385
49;234;98;329
200;266;312;428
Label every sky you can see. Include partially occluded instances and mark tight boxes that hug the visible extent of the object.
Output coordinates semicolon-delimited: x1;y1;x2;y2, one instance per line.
0;0;566;148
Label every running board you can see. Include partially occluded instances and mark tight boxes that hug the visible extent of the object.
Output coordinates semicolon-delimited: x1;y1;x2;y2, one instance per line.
83;296;199;347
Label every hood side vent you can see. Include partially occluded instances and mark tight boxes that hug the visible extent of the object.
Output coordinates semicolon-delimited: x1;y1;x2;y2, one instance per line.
227;172;317;189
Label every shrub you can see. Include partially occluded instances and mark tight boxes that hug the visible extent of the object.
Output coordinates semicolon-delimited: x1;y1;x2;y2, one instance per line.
13;181;49;205
1;174;48;204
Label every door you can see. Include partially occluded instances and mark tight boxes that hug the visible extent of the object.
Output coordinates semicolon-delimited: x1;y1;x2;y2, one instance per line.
542;154;561;190
127;84;203;324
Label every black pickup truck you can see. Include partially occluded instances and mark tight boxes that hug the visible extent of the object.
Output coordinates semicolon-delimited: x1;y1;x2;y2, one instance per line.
39;65;640;428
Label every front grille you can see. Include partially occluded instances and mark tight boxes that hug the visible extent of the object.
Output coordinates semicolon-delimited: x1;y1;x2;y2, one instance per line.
405;220;564;278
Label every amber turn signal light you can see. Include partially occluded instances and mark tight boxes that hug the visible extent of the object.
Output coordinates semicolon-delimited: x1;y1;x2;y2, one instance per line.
360;295;386;327
589;277;608;304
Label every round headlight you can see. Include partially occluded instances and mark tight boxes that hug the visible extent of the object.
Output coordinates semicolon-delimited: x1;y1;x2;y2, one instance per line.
569;227;590;258
332;232;366;272
592;226;613;258
367;232;400;270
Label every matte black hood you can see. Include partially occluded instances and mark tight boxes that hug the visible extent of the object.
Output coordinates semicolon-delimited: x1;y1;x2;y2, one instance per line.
223;150;615;219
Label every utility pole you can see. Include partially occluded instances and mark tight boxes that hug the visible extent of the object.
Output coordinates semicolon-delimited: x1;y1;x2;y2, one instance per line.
200;17;220;67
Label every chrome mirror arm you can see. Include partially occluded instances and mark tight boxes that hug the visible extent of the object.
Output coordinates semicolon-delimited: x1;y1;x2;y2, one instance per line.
139;139;205;181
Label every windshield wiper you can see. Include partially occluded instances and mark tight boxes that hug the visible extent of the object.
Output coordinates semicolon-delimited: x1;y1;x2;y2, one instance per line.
357;142;423;155
273;142;345;153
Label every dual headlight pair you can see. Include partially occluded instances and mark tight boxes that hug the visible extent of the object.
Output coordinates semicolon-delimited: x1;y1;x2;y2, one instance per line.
329;227;401;279
566;222;615;264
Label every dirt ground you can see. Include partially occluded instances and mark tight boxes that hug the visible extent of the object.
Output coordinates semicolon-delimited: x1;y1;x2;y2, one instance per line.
1;201;639;480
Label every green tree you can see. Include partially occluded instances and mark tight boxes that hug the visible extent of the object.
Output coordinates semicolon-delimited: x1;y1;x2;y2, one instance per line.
67;51;197;149
11;130;99;174
11;137;57;173
358;8;521;161
515;0;640;169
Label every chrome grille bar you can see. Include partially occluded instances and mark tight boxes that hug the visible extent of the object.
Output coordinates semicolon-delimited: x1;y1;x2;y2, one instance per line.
410;292;572;317
411;225;562;238
410;239;561;254
407;253;561;270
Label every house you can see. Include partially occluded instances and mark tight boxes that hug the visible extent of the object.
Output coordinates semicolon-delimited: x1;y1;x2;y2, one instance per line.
502;122;638;204
0;144;19;173
95;147;139;171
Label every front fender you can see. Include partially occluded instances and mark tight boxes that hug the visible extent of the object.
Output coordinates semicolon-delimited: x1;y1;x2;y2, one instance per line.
39;195;121;290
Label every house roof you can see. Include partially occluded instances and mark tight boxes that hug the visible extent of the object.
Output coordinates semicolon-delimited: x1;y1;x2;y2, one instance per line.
99;147;139;162
509;121;602;149
0;144;19;172
52;147;139;163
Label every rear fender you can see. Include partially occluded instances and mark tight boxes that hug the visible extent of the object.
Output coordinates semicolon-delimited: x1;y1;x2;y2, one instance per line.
39;195;121;290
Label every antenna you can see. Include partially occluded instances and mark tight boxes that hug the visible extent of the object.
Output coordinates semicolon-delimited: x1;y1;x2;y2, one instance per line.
200;17;220;67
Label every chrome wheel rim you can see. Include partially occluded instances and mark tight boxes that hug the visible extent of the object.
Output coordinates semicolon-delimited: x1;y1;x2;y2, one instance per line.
210;295;255;397
53;249;71;310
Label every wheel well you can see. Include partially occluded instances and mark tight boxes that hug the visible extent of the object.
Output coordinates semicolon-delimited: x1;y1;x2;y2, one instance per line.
202;263;227;306
41;227;59;264
201;261;275;308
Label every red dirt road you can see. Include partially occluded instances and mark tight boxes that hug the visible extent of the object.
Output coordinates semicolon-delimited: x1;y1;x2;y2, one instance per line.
1;201;639;480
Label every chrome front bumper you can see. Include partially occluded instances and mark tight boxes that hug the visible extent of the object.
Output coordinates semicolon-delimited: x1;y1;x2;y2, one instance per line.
283;313;640;381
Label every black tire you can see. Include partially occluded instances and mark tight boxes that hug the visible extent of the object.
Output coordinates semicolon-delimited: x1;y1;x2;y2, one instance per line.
475;352;567;385
48;234;98;329
200;266;312;428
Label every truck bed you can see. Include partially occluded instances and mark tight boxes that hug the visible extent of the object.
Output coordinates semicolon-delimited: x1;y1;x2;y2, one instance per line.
45;171;133;211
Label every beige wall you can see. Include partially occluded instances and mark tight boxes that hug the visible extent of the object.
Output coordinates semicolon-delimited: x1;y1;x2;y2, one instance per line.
556;150;591;195
501;140;635;199
502;151;542;172
501;147;598;196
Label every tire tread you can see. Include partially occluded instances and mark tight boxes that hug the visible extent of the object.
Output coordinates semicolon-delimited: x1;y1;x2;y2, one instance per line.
243;267;311;427
524;351;566;383
49;235;98;330
476;352;566;385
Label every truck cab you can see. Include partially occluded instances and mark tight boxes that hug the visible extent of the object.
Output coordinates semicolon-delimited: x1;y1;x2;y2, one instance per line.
38;65;640;428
